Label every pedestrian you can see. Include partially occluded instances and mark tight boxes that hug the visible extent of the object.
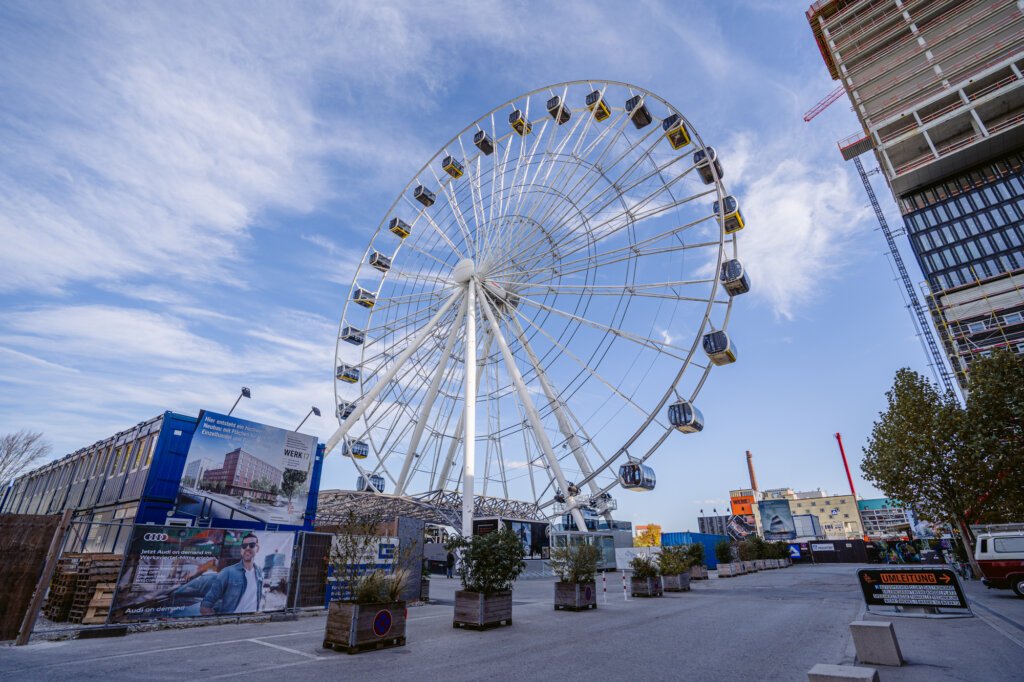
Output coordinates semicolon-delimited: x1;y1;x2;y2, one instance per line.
446;550;455;579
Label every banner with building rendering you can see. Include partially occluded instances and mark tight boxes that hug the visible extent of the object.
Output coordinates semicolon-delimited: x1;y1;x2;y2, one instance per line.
758;499;797;541
176;411;317;526
109;526;294;622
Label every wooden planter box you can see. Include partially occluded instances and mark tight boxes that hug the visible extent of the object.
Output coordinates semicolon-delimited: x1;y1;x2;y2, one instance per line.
323;600;406;654
630;576;663;597
754;560;766;570
734;562;747;575
786;558;793;566
454;590;512;630
690;565;708;580
743;561;756;573
718;563;736;577
554;581;597;611
663;573;691;592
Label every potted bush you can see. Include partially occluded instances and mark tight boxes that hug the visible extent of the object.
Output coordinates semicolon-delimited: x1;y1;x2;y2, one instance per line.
657;546;692;592
447;528;525;629
551;543;600;610
323;511;409;654
687;543;708;580
737;540;755;573
629;554;663;597
715;540;737;577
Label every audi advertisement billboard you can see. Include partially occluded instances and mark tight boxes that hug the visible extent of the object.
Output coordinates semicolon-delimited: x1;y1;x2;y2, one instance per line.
108;526;295;622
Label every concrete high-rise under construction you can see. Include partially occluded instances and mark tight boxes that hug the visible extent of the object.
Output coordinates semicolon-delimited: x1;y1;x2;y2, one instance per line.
808;0;1024;388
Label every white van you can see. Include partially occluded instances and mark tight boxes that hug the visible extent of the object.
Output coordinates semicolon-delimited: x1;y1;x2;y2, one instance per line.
975;531;1024;597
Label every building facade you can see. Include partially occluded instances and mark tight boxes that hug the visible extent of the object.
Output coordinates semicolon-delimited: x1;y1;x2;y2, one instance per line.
698;514;730;537
808;0;1024;387
788;490;864;540
201;447;284;502
857;497;914;538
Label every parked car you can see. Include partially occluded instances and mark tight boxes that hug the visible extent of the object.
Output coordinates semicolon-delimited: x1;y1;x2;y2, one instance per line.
975;531;1024;597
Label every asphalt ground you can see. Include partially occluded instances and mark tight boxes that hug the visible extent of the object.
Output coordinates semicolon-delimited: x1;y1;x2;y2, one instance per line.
2;564;1022;681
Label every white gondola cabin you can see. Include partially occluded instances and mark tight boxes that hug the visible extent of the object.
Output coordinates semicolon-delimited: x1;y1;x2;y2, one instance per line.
413;185;435;207
668;400;704;433
546;95;571;124
337;401;356;419
693;146;724;185
343;439;369;459
336;364;360;383
341;325;365;345
662;113;691;149
585;90;611;121
352;286;376;309
389;217;411;239
619;462;656;492
509;109;532;136
357;474;385;492
712;195;745;234
720;259;751;296
369;251;391;273
703;330;737;366
442;155;464;179
625;95;653;129
473;130;494;155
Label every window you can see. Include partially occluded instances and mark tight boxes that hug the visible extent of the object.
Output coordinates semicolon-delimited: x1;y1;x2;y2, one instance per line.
980;350;994;359
1017;342;1024;354
994;537;1024;552
1004;312;1024;325
980;538;988;553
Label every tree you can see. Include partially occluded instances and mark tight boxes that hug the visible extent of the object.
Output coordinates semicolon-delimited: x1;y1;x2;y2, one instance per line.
0;430;50;487
281;469;308;502
634;524;661;547
714;539;733;565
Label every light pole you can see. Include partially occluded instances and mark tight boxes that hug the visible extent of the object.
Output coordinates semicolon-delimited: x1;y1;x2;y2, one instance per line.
227;387;251;416
296;406;321;431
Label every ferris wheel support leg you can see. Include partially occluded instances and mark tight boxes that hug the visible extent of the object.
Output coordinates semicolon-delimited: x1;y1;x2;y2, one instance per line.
507;314;600;500
476;281;590;533
324;291;460;458
395;297;468;496
462;281;477;538
435;332;494;490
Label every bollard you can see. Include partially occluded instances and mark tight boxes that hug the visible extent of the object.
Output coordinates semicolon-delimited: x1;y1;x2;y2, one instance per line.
602;572;608;604
622;571;630;601
849;621;904;666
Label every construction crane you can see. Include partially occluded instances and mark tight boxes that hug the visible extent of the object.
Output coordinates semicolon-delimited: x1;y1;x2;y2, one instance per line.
803;89;958;394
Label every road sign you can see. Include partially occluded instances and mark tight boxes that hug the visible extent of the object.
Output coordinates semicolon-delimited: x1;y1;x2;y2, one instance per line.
788;544;801;559
857;567;968;609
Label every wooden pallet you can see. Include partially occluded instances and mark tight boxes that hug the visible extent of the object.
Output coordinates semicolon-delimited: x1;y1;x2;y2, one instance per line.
80;583;116;625
553;603;597;611
322;636;406;655
453;617;511;630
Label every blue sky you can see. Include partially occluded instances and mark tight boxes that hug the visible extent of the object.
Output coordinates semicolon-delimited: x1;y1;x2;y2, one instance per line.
0;1;939;531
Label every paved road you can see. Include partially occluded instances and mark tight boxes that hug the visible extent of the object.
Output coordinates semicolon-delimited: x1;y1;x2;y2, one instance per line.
2;564;1021;681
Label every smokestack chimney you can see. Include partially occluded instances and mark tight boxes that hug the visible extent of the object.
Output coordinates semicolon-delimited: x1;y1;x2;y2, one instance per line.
746;450;759;492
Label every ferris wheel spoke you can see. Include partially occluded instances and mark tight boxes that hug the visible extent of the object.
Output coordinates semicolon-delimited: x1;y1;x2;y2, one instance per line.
477;281;589;530
427;164;475;257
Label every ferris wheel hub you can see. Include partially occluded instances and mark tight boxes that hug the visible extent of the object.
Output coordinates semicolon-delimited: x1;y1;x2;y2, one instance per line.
451;258;476;285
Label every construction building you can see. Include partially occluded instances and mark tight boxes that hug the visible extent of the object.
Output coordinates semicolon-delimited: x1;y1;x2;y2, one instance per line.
698;514;730;537
808;0;1024;387
858;497;914;538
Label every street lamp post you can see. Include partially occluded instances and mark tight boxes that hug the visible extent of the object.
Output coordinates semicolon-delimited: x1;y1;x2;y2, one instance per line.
296;406;321;431
227;387;251;416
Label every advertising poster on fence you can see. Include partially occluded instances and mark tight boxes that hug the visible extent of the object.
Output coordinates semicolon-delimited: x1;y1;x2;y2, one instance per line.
758;500;797;541
176;411;317;526
109;526;295;622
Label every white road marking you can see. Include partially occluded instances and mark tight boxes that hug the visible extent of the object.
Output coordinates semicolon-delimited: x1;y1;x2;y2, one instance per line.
246;638;323;659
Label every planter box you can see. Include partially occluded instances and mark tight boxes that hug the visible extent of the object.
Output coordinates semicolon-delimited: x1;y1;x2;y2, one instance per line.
663;573;691;592
554;581;597;611
743;561;755;573
420;577;430;602
733;562;746;575
323;600;406;654
717;563;735;577
786;558;792;566
630;576;663;597
690;565;708;580
454;590;512;630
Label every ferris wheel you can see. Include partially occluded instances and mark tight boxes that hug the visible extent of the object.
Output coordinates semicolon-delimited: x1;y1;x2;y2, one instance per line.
326;80;749;531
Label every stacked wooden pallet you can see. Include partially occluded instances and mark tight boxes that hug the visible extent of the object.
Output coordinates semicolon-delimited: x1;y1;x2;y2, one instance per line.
81;583;117;625
43;553;122;624
67;554;122;624
43;555;86;621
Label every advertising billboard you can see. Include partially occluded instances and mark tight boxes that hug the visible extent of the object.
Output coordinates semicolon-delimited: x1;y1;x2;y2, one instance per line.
727;515;757;540
759;500;797;541
176;411;317;526
109;526;294;622
730;495;755;516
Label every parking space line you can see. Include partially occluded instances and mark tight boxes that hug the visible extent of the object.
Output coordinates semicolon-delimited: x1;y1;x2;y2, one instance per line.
246;638;323;659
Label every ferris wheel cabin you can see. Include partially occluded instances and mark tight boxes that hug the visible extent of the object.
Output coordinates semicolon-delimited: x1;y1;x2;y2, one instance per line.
413;185;436;207
336;364;361;383
668;400;705;433
509;109;532;136
703;330;737;366
369;251;391;273
389;217;411;239
619;462;656;492
473;130;495;155
352;286;376;309
712;195;745;234
625;95;653;129
341;325;365;345
694;146;724;185
585;90;611;121
343;439;369;459
546;95;571;124
662;113;691;149
720;259;751;296
337;401;356;419
357;474;385;492
442;155;465;179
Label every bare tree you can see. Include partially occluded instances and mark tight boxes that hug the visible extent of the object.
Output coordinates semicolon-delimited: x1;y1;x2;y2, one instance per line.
0;430;51;487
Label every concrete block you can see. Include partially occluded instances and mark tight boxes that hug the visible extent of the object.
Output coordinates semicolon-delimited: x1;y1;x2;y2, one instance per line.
807;663;879;681
850;620;904;666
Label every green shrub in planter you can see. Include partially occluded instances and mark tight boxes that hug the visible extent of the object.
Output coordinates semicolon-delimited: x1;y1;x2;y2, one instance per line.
552;544;600;610
658;546;692;592
447;529;525;629
715;539;733;565
629;554;663;597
